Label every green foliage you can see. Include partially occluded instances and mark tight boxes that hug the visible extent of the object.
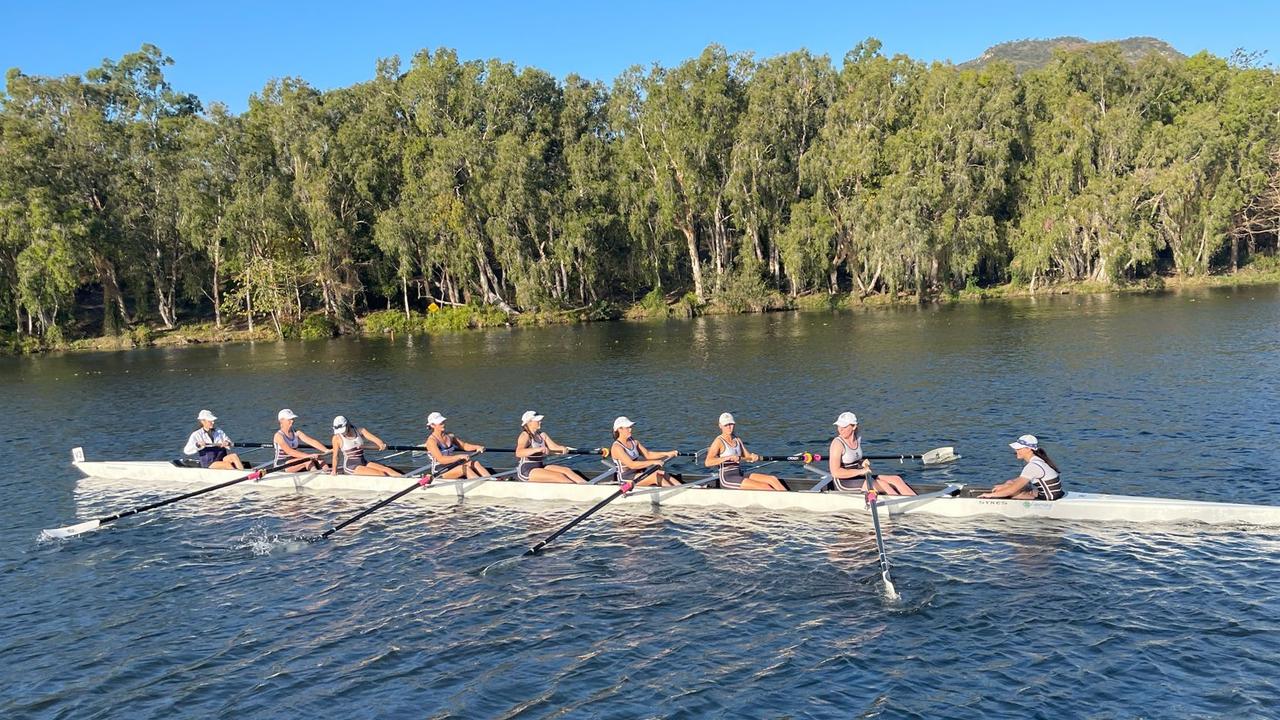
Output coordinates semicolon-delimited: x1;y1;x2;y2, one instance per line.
1;39;1278;348
300;314;337;340
130;325;154;347
638;288;669;317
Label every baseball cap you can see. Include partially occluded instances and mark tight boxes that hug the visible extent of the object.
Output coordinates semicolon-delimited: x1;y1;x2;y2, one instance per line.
333;415;349;431
613;416;636;431
521;410;544;424
718;412;736;426
833;412;858;427
427;411;447;426
278;408;298;421
1010;434;1039;451
196;409;217;422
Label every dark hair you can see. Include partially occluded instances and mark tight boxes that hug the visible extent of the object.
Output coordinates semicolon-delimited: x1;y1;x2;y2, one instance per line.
1032;447;1060;473
612;429;621;440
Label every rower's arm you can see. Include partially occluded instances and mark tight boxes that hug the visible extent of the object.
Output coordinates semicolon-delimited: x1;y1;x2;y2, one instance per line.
828;439;867;479
704;438;722;468
636;442;667;465
514;432;534;458
361;428;388;451
984;476;1030;498
611;442;652;470
459;438;485;453
274;432;311;460
543;434;568;453
298;431;330;453
183;431;202;456
330;435;342;472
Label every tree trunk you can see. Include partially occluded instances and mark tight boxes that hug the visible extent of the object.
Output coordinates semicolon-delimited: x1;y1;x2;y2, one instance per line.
678;217;705;300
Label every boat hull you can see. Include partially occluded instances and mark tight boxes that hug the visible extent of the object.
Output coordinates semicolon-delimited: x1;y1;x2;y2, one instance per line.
70;460;1280;526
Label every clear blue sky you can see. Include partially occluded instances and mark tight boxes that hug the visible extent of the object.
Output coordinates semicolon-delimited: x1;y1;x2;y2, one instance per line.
3;1;1276;113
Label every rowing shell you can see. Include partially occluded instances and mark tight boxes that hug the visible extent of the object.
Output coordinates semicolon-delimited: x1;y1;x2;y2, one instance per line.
70;458;1280;527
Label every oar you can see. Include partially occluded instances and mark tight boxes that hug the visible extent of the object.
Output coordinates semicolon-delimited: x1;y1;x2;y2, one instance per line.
865;489;900;600
468;447;606;456
671;447;958;465
40;456;310;540
307;457;468;542
481;464;662;574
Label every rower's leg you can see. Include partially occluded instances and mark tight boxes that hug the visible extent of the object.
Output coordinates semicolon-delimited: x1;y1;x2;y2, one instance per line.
557;466;589;483
528;467;573;484
437;464;467;480
875;474;916;496
742;474;784;491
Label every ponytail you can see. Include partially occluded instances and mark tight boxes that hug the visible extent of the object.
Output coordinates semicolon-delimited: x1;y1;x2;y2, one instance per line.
1032;447;1060;473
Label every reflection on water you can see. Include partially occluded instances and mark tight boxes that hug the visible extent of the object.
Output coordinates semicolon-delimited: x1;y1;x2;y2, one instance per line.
3;284;1280;718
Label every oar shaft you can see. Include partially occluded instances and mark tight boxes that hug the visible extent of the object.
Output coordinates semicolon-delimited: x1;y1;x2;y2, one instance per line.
319;475;431;540
524;464;661;556
313;457;467;541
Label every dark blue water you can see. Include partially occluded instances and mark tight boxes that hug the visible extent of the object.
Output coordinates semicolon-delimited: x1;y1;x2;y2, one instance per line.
3;285;1280;718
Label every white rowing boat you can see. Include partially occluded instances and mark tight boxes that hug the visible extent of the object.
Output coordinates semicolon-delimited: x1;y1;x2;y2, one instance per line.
70;452;1280;527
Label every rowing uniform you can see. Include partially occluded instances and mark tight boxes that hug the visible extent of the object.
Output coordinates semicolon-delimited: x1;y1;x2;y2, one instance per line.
833;434;867;492
517;430;547;481
274;429;301;465
338;431;367;474
716;436;746;489
1020;456;1064;500
430;433;463;473
184;428;231;468
612;439;643;483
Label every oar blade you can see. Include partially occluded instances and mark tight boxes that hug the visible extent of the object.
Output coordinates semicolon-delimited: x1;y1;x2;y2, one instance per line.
40;519;102;540
921;446;960;465
881;571;900;601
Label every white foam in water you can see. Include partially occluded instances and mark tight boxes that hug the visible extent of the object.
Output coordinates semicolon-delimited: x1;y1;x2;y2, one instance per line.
233;525;302;556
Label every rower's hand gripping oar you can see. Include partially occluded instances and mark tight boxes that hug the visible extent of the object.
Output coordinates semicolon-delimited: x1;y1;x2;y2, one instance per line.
40;457;308;540
865;489;900;601
307;456;470;542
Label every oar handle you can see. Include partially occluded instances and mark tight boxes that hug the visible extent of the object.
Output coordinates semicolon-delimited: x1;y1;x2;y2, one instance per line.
478;447;607;456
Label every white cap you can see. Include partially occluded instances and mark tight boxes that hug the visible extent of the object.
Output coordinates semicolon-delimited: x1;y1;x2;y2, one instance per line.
196;409;217;422
1010;434;1039;451
278;408;298;421
333;415;349;430
718;412;736;426
613;416;636;431
833;411;858;427
521;410;544;424
427;411;447;426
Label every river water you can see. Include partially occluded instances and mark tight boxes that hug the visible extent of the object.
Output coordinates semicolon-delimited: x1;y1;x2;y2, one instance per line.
3;285;1279;719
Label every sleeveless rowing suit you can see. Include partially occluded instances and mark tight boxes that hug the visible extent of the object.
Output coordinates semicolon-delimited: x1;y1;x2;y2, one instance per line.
338;430;367;474
833;434;866;492
1021;456;1064;500
430;433;462;473
517;430;547;481
717;436;746;489
274;429;301;465
613;439;642;483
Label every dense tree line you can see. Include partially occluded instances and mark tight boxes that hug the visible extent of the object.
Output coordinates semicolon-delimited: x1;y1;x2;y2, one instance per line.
1;40;1278;340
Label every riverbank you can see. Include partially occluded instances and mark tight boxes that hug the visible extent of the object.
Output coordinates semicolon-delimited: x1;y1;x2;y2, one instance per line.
5;258;1279;356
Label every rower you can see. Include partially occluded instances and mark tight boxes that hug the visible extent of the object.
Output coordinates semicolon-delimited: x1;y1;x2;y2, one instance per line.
705;412;786;491
183;410;244;470
274;409;330;472
609;416;681;487
980;435;1064;500
423;411;492;479
330;416;402;477
828;412;916;496
515;410;588;483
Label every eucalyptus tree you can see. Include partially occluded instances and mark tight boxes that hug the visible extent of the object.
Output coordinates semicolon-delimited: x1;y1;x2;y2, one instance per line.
728;49;835;287
610;45;749;300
